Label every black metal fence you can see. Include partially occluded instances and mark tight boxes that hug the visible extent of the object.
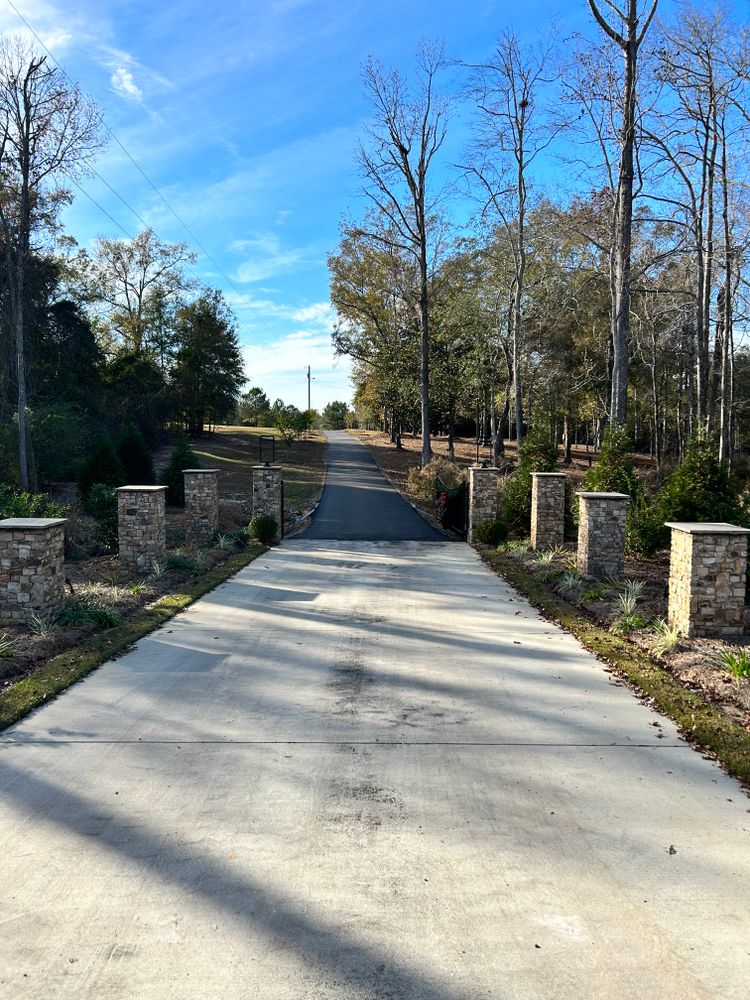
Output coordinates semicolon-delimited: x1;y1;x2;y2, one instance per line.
435;476;468;538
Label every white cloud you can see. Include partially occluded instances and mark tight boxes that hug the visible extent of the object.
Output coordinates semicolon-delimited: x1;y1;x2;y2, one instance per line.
232;233;319;284
291;303;334;324
242;329;352;409
110;66;143;103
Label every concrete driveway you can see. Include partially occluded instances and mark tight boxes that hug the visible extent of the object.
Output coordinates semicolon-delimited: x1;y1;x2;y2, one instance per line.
1;534;749;999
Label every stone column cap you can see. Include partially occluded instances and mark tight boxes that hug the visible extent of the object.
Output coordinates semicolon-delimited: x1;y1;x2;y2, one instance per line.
0;517;68;529
470;465;499;472
115;485;168;492
182;468;219;474
531;472;566;478
665;521;750;535
576;491;629;499
252;464;281;470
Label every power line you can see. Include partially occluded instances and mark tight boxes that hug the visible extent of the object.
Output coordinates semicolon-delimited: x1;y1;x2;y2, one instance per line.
68;177;136;240
4;0;279;340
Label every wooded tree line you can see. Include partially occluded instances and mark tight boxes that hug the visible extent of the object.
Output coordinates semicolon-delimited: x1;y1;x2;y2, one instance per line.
0;39;245;490
329;2;750;471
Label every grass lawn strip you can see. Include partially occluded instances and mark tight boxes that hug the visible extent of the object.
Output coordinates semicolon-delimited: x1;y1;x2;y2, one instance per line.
0;546;265;731
482;548;750;787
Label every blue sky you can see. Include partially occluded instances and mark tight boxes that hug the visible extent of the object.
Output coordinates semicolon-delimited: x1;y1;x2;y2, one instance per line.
3;0;746;409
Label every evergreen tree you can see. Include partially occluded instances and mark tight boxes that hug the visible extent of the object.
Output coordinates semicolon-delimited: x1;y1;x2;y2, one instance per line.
159;437;201;506
117;423;155;485
172;290;246;435
78;437;126;504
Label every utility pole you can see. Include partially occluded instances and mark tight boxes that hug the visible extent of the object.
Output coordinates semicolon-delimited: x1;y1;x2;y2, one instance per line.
307;365;311;413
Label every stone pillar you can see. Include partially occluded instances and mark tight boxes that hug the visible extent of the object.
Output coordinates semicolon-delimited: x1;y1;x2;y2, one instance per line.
531;473;566;550
252;465;283;542
183;469;219;545
576;492;628;580
0;518;67;624
666;522;750;637
468;466;500;543
116;486;167;572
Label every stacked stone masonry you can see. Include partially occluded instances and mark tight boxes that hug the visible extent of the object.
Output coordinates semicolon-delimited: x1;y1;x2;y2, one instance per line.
252;465;283;542
531;473;566;550
468;467;500;543
667;523;750;637
0;518;67;624
184;470;219;545
117;486;167;572
576;492;628;580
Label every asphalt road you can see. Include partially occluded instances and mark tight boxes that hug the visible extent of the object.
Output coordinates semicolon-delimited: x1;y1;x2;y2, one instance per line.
1;438;749;999
303;430;445;541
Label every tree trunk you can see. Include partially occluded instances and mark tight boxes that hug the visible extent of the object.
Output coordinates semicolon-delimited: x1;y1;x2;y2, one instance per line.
610;14;637;426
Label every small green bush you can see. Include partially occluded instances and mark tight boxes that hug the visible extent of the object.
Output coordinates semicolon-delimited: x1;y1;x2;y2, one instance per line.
584;426;643;498
78;437;126;502
475;519;508;545
657;437;747;526
249;514;278;544
628;437;749;557
0;485;68;520
117;423;155;485
159;437;201;506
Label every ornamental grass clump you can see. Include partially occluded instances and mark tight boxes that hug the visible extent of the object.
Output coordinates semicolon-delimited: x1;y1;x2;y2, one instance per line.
714;646;750;685
650;619;680;657
0;632;16;659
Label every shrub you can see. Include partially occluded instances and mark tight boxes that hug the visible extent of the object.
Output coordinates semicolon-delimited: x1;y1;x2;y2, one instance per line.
85;483;118;551
159;437;201;506
475;519;508;545
657;437;746;526
78;437;126;502
0;485;68;520
406;457;466;500
629;437;749;557
249;514;278;544
584;426;643;498
117;423;155;485
500;428;558;534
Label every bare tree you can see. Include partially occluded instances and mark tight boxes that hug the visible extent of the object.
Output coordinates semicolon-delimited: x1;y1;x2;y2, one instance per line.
85;228;195;354
0;39;101;488
358;42;449;466
587;0;658;426
467;30;561;445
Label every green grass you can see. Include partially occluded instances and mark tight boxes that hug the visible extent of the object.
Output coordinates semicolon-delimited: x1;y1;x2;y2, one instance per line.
0;546;265;731
482;548;750;786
